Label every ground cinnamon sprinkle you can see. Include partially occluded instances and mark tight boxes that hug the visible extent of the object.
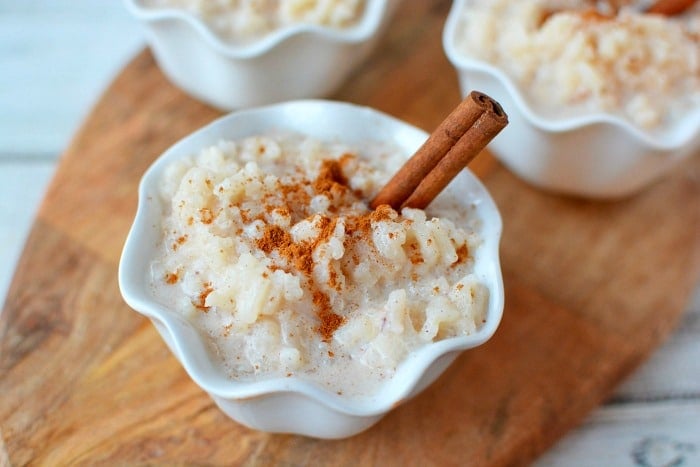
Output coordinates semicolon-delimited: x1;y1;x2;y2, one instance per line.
578;8;615;21
338;152;356;168
256;224;312;274
256;216;338;277
408;242;424;265
454;244;469;265
164;272;179;284
328;268;340;291
172;234;188;251
313;159;349;198
228;155;473;344
345;204;395;238
194;282;214;311
274;179;313;222
256;224;292;254
255;210;345;339
277;179;310;201
314;291;345;342
239;208;252;223
199;208;215;224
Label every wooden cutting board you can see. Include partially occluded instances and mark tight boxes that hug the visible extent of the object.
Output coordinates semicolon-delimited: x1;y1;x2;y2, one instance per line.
2;2;699;465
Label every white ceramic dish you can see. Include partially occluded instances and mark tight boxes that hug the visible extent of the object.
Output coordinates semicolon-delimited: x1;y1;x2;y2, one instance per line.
123;0;398;110
443;0;700;199
118;100;504;439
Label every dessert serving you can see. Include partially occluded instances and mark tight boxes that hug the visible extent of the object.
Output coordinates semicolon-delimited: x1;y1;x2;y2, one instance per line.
123;0;398;109
443;0;700;198
452;0;700;130
119;100;505;438
140;0;367;43
151;133;488;398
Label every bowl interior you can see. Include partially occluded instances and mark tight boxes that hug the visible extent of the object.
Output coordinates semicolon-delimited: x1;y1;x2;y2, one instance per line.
118;99;504;416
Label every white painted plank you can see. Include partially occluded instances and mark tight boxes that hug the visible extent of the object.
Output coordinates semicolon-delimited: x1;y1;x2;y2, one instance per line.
0;0;144;157
613;289;700;401
535;401;700;467
0;162;56;308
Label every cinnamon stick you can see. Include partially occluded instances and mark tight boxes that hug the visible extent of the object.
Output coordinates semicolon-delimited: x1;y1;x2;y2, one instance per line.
647;0;697;15
370;91;507;211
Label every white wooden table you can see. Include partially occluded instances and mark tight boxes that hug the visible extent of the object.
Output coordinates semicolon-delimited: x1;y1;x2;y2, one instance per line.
1;1;698;465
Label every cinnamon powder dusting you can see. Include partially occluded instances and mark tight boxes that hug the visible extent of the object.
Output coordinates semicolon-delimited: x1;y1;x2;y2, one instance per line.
314;159;349;198
345;204;394;237
194;283;213;311
172;234;188;251
454;244;469;266
328;268;340;291
408;243;424;265
314;291;345;342
221;157;404;342
255;203;343;339
578;8;613;22
199;208;215;224
256;216;337;277
256;225;292;254
164;272;179;284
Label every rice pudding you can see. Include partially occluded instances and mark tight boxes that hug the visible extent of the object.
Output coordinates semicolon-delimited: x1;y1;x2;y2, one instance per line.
150;132;489;398
453;0;700;129
139;0;366;44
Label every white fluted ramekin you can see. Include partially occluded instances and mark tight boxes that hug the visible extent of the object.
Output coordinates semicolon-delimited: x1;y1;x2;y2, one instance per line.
123;0;398;109
443;0;700;198
118;100;504;439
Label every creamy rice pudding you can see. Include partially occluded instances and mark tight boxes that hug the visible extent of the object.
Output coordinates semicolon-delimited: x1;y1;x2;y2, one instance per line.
140;0;366;43
453;0;700;129
150;132;489;397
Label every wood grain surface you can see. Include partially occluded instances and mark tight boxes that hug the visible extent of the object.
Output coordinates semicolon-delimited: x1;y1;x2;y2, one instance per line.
2;2;699;465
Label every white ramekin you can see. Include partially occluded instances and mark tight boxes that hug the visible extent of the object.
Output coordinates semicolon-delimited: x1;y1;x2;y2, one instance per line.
118;100;504;439
123;0;399;110
443;0;700;198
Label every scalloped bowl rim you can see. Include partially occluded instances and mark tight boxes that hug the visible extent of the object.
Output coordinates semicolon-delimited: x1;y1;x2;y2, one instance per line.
442;0;700;151
123;0;392;59
118;99;504;418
